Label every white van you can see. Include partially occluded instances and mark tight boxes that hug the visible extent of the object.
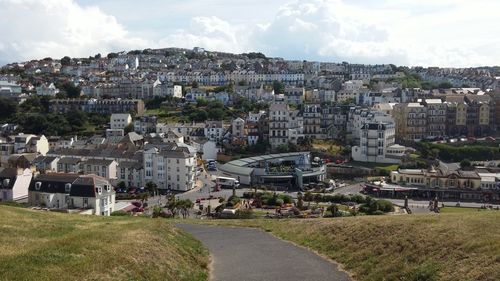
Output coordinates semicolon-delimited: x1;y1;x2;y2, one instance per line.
216;176;240;188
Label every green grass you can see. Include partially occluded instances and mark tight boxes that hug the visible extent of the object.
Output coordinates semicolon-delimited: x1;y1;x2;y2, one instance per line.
192;212;500;281
0;206;209;281
440;207;486;213
350;161;399;171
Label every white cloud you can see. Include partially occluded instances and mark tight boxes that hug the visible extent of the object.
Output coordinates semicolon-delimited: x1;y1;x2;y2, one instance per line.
1;0;498;67
158;16;248;54
0;0;147;62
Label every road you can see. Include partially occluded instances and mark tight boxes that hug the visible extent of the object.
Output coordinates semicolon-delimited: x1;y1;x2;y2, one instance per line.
178;224;351;281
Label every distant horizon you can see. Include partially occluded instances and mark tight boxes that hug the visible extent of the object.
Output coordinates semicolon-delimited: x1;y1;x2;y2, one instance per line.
1;46;499;70
1;0;499;68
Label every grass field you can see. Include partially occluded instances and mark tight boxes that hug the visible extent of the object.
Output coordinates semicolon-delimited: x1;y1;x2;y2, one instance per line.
194;212;500;281
0;206;209;281
440;206;487;213
350;161;400;172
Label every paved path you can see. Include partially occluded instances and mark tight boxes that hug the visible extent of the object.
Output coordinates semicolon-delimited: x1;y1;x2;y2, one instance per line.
177;224;351;281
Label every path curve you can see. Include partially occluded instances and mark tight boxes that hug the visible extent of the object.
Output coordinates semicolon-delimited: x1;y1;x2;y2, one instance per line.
177;224;351;281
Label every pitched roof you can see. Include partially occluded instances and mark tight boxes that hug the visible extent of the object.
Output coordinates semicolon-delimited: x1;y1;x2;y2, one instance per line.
58;157;82;165
83;159;115;166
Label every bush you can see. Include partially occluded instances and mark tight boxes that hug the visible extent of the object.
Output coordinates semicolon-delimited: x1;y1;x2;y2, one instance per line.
377;200;395;213
226;195;241;207
372;210;385;216
278;194;293;204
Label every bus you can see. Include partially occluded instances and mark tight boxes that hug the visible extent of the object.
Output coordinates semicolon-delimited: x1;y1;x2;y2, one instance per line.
216;176;240;189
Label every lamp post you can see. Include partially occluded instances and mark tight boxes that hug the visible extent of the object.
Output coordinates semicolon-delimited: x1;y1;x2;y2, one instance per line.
207;183;211;215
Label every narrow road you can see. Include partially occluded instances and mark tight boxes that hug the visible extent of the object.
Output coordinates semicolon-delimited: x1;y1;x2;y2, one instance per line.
177;224;351;281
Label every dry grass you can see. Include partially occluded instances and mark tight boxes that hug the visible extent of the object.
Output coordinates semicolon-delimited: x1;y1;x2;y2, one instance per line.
0;206;208;281
312;139;342;155
194;212;500;281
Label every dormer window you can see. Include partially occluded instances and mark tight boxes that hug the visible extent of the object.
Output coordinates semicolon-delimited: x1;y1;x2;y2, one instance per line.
65;183;71;193
35;182;42;190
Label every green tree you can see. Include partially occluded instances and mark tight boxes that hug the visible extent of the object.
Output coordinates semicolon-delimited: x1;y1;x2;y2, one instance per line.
107;52;118;59
57;81;81;98
66;110;87;131
0;97;18;121
438;82;453;89
272;80;285;95
460;159;472;169
276;144;289;153
327;204;340;217
146;181;158;196
61;56;71;66
124;123;134;134
196;98;208;107
207;108;225;120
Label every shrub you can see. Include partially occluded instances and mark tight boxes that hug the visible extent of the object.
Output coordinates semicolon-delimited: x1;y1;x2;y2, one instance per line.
372;210;385;215
226;195;241;207
278;194;292;204
377;200;395;213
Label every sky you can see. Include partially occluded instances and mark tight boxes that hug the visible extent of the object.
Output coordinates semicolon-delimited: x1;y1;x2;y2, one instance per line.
0;0;499;67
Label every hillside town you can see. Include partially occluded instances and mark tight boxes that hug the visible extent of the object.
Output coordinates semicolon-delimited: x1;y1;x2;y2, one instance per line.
0;47;499;216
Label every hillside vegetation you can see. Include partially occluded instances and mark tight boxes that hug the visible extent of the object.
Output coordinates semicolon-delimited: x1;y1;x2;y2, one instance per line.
0;206;208;281
196;212;500;281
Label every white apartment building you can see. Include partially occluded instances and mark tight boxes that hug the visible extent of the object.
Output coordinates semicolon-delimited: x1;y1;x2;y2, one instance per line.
351;121;406;164
268;103;289;148
110;113;132;130
143;144;196;192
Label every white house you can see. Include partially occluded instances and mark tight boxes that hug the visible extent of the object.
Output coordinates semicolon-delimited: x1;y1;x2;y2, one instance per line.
204;121;227;143
191;139;218;161
231;117;246;141
117;161;143;188
32;156;59;173
164;130;184;144
36;83;60;96
13;134;49;156
0;167;33;202
82;159;118;179
110;113;132;130
57;157;83;173
28;174;116;216
0;81;22;95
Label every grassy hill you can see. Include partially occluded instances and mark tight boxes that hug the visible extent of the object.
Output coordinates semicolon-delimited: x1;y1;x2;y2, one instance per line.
196;212;500;281
0;206;208;281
